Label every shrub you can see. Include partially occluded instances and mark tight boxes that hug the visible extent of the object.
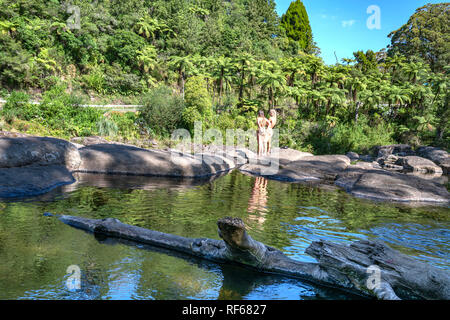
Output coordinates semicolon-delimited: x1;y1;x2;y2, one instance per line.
110;111;139;139
303;117;395;155
183;76;213;131
82;66;105;94
97;118;118;137
1;91;36;123
103;63;144;95
138;86;185;137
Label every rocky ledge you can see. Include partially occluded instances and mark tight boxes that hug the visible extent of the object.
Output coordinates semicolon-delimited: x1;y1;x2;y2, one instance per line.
0;135;235;198
0;134;449;204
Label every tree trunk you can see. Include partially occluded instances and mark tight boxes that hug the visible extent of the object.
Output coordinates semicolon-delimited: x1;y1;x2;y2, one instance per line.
238;64;245;105
47;213;450;300
355;101;361;123
219;70;224;104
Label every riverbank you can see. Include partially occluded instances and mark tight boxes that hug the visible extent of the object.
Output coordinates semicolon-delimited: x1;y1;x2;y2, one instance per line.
0;132;449;204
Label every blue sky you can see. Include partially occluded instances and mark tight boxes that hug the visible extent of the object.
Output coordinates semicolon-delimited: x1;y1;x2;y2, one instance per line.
274;0;445;65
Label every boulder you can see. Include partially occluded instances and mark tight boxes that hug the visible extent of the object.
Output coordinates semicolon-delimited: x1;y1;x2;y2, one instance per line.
0;165;75;198
346;152;359;161
374;144;414;158
377;154;399;165
416;146;450;175
335;166;450;203
0;136;81;171
383;163;404;171
359;154;374;162
396;156;443;175
76;143;235;178
240;155;350;182
276;148;314;162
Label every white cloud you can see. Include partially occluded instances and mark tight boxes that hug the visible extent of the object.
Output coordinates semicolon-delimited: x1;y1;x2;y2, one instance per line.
320;14;337;20
341;20;356;28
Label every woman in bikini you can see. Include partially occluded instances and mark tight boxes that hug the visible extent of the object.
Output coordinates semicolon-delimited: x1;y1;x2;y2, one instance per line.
265;109;277;154
257;110;269;156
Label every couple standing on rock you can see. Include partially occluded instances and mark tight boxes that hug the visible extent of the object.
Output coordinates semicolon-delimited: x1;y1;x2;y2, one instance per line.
257;109;277;156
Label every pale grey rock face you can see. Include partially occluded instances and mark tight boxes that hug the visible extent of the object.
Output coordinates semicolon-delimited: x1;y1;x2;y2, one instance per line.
76;143;235;178
396;156;443;175
346;151;359;161
0;136;81;170
416;146;450;175
240;154;350;182
335;166;449;204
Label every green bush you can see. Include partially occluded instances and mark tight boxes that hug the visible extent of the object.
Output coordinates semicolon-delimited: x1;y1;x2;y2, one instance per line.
97;118;118;137
103;63;144;95
110;111;139;139
138;86;185;136
1;91;36;123
82;66;105;94
303;117;395;155
183;76;213;131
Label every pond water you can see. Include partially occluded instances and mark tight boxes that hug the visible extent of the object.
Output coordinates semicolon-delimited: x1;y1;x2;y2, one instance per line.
0;171;448;300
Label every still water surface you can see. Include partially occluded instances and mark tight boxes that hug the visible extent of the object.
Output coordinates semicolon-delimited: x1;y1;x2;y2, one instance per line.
0;171;448;300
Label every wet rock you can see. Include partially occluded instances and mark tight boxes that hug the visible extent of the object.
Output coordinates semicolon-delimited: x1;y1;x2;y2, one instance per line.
0;136;81;171
396;156;443;175
0;165;75;198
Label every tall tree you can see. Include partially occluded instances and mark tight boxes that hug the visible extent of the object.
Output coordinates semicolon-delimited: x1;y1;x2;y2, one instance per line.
280;0;313;53
387;3;450;72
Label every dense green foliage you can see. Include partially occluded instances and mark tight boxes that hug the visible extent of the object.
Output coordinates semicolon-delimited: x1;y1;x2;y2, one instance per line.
0;1;448;153
388;3;449;72
139;85;186;136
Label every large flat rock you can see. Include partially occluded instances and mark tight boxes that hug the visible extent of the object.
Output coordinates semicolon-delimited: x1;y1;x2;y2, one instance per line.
0;136;81;170
336;164;450;203
239;155;350;182
0;165;75;198
77;144;235;178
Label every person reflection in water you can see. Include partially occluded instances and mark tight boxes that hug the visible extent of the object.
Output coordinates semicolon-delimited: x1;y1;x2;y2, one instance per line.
247;176;268;226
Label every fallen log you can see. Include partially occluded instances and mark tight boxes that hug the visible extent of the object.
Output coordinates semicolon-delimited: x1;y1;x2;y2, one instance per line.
46;213;450;300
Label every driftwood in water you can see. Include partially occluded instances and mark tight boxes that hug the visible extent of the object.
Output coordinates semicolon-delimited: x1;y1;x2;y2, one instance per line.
48;214;449;300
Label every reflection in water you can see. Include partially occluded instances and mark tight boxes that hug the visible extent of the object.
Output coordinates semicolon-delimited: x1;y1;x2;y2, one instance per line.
247;177;269;227
0;171;448;300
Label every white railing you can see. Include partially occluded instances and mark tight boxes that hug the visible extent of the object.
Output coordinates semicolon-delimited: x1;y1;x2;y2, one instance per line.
0;98;143;111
